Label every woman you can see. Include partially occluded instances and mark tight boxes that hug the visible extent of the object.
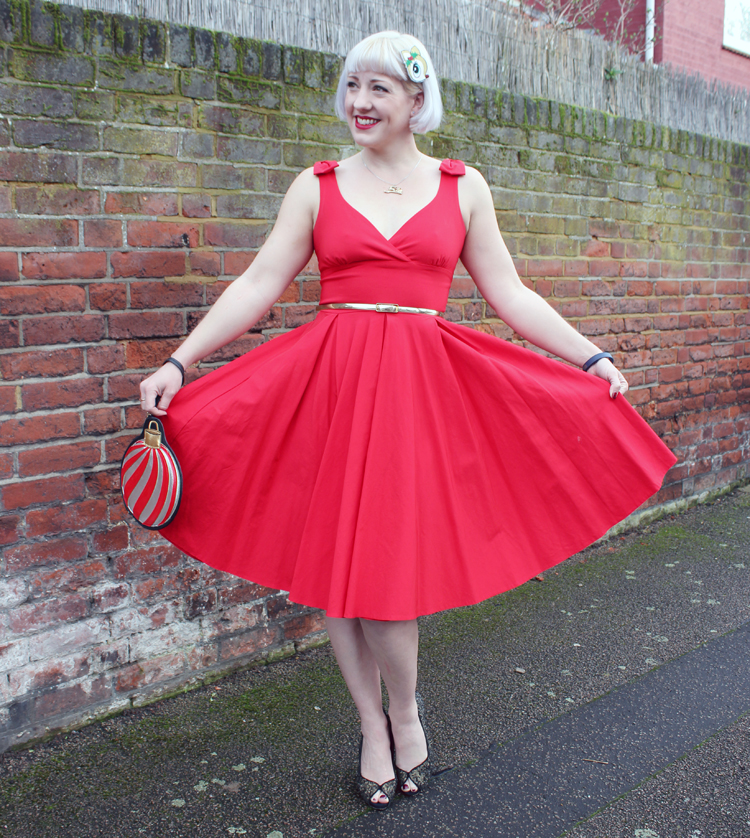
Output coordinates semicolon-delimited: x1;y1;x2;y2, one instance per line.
139;32;675;808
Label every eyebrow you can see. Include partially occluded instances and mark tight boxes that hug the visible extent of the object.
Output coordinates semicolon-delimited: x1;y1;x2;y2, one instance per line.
348;73;391;85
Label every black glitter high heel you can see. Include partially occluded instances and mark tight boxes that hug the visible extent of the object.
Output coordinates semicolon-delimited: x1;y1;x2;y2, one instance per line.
355;716;396;810
395;691;431;796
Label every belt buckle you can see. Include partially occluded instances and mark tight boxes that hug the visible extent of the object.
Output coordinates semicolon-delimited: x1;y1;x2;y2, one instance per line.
375;303;399;313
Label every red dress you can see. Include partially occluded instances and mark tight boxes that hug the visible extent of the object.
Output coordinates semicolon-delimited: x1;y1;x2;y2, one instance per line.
160;159;676;620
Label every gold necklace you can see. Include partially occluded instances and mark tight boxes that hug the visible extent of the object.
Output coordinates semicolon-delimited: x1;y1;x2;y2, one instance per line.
361;152;422;195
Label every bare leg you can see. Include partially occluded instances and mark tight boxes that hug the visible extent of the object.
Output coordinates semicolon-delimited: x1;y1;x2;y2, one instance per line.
360;619;427;793
326;616;393;805
326;616;428;798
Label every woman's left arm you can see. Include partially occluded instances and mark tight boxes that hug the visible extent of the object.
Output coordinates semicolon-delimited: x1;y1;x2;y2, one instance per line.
458;167;628;398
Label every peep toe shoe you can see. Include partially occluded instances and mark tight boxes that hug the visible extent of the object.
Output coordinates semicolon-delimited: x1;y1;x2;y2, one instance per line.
355;718;397;810
395;691;432;796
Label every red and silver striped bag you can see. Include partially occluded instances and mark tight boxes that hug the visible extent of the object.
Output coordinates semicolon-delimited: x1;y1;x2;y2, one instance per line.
120;416;182;530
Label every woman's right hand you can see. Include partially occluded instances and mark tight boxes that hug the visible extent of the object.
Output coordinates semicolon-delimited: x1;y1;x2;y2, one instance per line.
139;363;183;417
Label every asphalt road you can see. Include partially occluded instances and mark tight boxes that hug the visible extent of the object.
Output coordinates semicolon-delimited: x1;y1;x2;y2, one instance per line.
2;486;750;838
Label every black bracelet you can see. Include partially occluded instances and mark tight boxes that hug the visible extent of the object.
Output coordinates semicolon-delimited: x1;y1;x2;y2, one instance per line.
582;351;614;372
165;357;185;386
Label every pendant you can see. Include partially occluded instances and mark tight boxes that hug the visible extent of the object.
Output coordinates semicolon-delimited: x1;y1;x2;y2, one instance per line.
384;185;403;195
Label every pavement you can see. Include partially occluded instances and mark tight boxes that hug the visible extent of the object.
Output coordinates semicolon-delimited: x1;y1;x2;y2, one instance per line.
2;486;750;838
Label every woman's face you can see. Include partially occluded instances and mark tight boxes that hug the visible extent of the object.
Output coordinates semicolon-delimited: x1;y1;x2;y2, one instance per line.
344;70;422;146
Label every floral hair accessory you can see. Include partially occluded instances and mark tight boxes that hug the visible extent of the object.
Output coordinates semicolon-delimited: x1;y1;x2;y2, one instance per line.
401;46;429;83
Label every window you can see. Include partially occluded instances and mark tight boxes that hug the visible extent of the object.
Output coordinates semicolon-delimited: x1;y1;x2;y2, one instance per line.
724;0;750;57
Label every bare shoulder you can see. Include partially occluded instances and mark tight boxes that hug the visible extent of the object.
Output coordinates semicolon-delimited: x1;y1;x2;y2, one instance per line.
274;166;320;227
457;164;493;218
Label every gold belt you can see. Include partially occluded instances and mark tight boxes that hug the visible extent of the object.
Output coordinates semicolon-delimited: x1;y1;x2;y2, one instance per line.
317;303;440;316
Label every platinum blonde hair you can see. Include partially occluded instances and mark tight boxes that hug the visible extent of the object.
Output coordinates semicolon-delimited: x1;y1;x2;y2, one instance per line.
334;31;443;134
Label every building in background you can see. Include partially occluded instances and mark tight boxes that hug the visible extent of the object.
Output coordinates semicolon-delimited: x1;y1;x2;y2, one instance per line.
588;0;750;89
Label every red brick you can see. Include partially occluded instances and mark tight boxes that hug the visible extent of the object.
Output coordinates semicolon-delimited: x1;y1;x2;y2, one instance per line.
87;345;126;374
10;593;89;633
182;193;211;218
553;280;581;297
283;610;326;640
283;305;315;329
89;283;127;311
0;385;16;414
112;545;182;577
33;676;110;720
0;285;85;316
0;252;19;281
85;469;119;497
2;474;85;511
15;186;100;216
0;320;20;348
0;412;80;447
0;514;21;547
106;373;144;401
104;192;179;216
18;441;101;477
626;280;655;296
115;653;185;692
218;581;277;607
528;259;563;277
130;282;205;308
104;434;131;463
0;347;84;380
26;500;108;537
299;280;320;303
90;526;128;555
0;452;12;480
83;407;121;435
109;311;183;339
0;219;77;247
204;222;269;248
5;535;87;572
223;251;257;275
84;219;123;248
589;259;621;278
22;252;107;280
188;251;220;277
22;314;106;346
111;251;186;278
124;339;182;370
583;239;610;257
21;378;102;412
127;221;200;249
219;626;280;661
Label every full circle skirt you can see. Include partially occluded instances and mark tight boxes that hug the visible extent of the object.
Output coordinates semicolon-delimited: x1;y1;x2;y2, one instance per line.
160;311;676;620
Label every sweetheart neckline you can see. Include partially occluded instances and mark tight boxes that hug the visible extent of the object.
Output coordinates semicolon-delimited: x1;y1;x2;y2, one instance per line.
329;170;446;244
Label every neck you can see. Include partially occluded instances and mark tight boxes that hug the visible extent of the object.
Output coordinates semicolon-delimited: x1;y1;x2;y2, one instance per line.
358;134;421;170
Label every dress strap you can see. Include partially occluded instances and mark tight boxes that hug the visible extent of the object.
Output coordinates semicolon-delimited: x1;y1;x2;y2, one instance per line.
314;160;340;176
439;159;465;176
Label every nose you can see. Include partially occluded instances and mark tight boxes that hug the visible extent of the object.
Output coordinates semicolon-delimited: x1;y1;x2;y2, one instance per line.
351;86;372;112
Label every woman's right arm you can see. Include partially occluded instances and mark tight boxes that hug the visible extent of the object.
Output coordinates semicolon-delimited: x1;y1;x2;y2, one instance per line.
139;168;319;415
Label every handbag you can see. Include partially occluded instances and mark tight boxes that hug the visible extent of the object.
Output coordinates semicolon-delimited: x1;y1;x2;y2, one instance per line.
120;415;183;530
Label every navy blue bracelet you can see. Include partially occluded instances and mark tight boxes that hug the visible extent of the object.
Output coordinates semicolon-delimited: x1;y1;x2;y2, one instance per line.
582;352;614;372
165;357;185;386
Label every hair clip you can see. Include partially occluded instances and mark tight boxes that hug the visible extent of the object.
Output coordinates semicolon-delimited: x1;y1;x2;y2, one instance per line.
401;46;428;83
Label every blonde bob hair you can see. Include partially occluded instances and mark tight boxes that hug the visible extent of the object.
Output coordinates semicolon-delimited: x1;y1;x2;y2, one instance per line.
334;31;443;134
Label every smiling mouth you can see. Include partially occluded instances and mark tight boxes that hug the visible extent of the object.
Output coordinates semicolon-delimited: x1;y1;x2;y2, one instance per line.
354;116;380;127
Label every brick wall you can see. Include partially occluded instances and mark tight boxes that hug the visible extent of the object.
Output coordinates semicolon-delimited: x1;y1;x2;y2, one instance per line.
0;0;748;751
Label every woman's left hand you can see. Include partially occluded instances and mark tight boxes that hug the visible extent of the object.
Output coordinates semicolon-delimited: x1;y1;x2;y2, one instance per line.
587;359;628;399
